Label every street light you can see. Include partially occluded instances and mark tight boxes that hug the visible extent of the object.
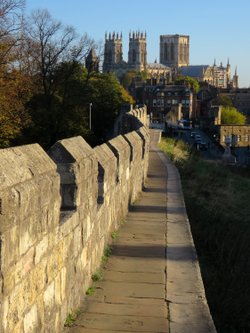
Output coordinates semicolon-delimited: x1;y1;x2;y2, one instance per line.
89;103;92;130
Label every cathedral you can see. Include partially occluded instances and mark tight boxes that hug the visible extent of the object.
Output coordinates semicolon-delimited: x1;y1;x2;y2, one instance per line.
102;31;171;80
102;32;238;89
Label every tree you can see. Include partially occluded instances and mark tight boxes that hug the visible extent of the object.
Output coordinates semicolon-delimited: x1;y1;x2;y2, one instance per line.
87;73;134;144
0;0;25;67
217;95;233;108
221;106;246;125
24;9;94;146
0;68;33;147
175;75;199;93
26;9;78;98
120;70;148;89
0;1;34;148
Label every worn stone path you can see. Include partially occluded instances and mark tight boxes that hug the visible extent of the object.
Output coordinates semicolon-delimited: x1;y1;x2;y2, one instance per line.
64;130;216;333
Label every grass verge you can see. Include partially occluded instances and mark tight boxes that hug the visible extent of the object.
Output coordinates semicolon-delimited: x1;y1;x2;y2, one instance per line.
159;137;250;333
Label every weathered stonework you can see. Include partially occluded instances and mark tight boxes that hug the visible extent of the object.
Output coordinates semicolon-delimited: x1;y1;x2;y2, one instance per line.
220;124;250;147
0;107;149;333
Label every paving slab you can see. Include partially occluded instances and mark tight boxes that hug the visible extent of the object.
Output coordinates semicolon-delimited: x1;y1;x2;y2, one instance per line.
103;271;165;284
64;130;216;333
75;313;168;332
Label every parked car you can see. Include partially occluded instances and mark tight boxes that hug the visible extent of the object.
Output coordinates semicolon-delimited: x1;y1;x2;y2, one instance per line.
195;134;202;142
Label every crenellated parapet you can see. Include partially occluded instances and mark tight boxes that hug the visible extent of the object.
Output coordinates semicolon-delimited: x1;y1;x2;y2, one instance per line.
129;30;147;41
0;106;149;333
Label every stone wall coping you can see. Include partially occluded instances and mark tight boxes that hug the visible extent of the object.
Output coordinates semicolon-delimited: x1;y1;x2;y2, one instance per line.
0;144;57;189
49;136;96;164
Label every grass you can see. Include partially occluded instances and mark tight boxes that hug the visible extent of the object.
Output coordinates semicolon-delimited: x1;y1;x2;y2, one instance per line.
91;270;103;282
85;287;95;296
111;231;118;239
159;137;250;333
64;308;81;327
158;137;192;166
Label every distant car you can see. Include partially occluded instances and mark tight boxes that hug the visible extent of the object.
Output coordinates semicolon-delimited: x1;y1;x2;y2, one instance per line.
190;132;196;138
195;134;202;142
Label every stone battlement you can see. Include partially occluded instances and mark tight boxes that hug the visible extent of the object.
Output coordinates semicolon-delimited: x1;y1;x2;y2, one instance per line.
0;107;149;332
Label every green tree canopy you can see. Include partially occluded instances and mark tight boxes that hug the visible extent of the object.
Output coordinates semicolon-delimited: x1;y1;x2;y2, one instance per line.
175;76;200;93
22;65;134;148
217;95;233;107
87;73;134;144
221;106;246;125
120;70;149;89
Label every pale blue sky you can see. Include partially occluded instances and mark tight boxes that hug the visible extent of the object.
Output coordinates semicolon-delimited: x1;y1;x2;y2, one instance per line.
25;0;250;87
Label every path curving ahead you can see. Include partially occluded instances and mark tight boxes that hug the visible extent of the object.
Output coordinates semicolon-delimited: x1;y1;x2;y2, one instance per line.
64;129;216;333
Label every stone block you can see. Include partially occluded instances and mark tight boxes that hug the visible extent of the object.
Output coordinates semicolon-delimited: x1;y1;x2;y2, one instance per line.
1;225;19;271
54;273;61;305
19;217;38;256
23;304;38;333
0;144;59;235
35;236;48;265
3;267;15;295
73;225;82;258
60;267;67;302
46;243;64;283
44;281;55;317
22;247;35;277
49;136;98;211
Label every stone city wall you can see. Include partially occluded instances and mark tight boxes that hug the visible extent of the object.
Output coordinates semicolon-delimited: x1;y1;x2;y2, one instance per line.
0;107;149;333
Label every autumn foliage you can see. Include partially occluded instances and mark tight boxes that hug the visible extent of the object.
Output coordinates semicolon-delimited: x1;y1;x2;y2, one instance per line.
0;3;134;148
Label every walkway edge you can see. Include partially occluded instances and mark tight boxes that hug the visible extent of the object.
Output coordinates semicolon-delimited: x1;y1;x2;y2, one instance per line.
153;130;217;333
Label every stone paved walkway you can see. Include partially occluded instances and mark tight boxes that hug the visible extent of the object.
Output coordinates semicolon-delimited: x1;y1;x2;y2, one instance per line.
64;130;216;333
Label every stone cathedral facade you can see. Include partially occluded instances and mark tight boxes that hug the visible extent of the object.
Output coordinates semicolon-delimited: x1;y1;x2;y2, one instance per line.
103;31;148;77
160;34;189;68
102;32;238;89
103;31;172;79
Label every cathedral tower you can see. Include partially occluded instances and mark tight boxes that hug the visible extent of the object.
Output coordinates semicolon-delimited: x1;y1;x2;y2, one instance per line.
160;34;189;68
128;31;147;71
103;32;123;72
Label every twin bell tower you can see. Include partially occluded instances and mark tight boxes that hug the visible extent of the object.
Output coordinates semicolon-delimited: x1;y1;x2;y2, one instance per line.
103;31;147;75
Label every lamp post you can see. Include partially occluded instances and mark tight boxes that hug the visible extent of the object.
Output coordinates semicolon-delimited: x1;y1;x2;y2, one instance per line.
89;103;92;130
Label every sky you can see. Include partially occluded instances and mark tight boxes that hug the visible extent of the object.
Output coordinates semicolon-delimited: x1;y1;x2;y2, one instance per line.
25;0;250;88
